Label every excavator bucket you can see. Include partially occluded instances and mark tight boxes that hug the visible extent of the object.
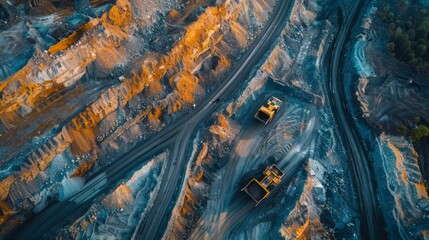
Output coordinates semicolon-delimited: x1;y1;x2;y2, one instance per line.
241;179;269;205
254;97;282;124
254;107;271;124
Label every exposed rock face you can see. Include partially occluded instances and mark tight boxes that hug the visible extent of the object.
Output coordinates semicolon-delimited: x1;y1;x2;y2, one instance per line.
0;1;131;116
162;112;240;240
0;0;134;166
161;0;360;239
0;0;371;239
279;160;329;239
261;0;331;95
356;73;429;131
1;0;250;162
263;45;293;81
376;134;429;237
209;114;236;143
56;152;166;239
0;0;101;80
101;183;134;210
0;0;278;235
355;7;429;132
352;7;429;238
20;127;73;182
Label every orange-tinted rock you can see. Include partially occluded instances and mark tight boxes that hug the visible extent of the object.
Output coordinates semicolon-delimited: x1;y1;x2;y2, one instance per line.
71;155;98;178
69;128;97;156
148;105;163;121
48;20;99;54
170;71;199;103
0;201;13;227
107;1;132;27
209;114;232;141
167;9;180;21
195;170;204;182
421;230;429;239
180;188;197;216
0;176;15;201
0;0;132;120
101;183;134;210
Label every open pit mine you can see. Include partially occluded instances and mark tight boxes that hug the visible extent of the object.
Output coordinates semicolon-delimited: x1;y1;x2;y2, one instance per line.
1;0;429;239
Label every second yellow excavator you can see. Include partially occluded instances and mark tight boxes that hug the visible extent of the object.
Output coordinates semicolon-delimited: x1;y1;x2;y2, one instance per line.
241;164;284;205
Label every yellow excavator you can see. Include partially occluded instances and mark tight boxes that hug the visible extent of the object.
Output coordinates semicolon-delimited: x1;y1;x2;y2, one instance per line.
241;164;284;205
254;97;282;124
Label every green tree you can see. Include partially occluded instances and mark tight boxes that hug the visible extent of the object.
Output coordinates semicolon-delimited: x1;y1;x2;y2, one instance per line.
418;61;429;72
398;0;409;9
410;125;429;142
415;116;421;123
379;1;429;73
416;44;427;57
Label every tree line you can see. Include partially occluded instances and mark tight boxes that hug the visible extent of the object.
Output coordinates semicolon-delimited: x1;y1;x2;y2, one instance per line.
378;0;429;73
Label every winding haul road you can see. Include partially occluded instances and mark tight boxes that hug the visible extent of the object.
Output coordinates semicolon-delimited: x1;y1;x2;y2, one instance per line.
11;0;294;239
326;1;387;240
134;0;293;239
10;0;388;239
